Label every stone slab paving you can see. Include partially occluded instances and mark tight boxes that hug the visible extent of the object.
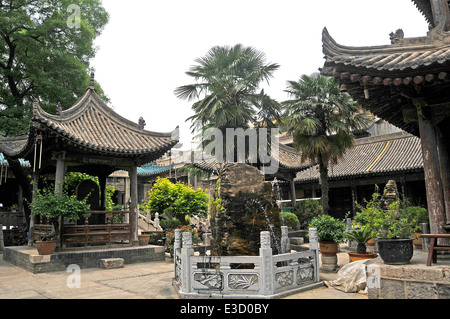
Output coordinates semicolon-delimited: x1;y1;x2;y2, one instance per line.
0;251;370;299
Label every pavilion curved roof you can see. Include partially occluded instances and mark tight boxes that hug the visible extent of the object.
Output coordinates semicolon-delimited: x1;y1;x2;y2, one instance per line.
320;1;450;137
0;79;179;163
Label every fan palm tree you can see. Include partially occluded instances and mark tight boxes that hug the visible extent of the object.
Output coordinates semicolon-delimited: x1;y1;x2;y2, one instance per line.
174;44;281;162
282;73;373;214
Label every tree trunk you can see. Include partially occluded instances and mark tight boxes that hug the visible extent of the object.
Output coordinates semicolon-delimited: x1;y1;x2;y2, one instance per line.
319;163;329;214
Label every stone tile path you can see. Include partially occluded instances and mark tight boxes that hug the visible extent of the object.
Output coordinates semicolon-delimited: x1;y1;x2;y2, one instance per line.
0;251;369;299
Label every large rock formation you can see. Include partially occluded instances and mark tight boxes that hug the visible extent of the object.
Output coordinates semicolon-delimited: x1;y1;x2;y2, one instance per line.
210;163;281;256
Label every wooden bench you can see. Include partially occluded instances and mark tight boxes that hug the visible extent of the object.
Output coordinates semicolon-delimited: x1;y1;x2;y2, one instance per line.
420;234;450;266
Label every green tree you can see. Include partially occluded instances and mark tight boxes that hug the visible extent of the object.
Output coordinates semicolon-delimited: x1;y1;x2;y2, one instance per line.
0;0;109;136
282;73;372;213
146;177;209;224
174;44;281;161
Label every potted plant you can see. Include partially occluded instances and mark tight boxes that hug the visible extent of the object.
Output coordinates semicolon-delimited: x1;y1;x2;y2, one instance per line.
373;201;417;265
345;228;377;262
138;233;151;246
29;190;90;255
310;214;346;255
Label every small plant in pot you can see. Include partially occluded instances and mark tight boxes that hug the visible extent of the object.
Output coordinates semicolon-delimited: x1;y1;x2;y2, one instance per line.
309;214;346;272
345;228;377;262
29;189;90;255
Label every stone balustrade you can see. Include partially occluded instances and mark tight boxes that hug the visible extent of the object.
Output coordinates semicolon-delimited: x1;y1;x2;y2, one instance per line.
173;227;322;299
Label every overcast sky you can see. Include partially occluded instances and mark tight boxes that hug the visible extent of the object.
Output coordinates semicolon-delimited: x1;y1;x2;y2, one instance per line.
91;0;429;150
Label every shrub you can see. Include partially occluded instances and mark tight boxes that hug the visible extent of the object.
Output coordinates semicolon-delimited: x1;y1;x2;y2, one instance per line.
29;189;90;241
161;219;181;230
292;199;322;228
279;212;299;228
146;178;209;224
401;206;429;232
309;214;346;243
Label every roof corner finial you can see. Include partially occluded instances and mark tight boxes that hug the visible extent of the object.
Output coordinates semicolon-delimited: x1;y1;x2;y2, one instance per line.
56;102;63;116
138;116;146;129
89;72;95;89
32;99;40;116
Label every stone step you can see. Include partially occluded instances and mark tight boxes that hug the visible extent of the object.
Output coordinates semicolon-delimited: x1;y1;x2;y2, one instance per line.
290;237;304;245
100;258;124;269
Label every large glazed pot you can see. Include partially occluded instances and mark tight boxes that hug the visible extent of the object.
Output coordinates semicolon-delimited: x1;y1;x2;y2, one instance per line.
377;238;414;265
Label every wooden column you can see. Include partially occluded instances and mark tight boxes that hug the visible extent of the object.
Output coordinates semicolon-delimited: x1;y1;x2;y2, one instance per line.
28;172;39;247
54;153;65;195
415;99;447;236
129;163;139;245
54;153;65;247
99;173;107;210
436;127;450;224
290;174;296;209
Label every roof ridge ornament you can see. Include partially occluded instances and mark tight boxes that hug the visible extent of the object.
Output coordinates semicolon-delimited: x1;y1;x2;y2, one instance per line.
390;29;404;44
89;72;95;90
56;102;63;116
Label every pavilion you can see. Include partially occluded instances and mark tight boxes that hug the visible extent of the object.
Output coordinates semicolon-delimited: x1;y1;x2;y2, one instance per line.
0;73;179;246
320;0;450;236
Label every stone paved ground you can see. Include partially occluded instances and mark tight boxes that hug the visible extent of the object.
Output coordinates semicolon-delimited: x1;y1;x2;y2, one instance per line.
0;250;368;299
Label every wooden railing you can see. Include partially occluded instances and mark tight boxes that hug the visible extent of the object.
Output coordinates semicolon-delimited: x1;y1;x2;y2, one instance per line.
33;211;133;249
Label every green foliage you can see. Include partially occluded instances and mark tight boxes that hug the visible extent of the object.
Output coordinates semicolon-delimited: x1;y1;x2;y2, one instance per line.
345;228;372;254
282;73;373;213
29;189;90;240
175;44;282;160
309;214;346;243
354;187;423;239
160;219;182;230
353;189;384;238
279;212;299;228
63;172;99;196
105;185;115;211
401;206;429;231
0;0;110;136
146;178;209;224
292;199;322;228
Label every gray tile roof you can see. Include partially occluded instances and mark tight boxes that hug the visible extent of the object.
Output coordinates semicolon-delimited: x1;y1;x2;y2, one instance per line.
0;88;179;162
294;132;423;183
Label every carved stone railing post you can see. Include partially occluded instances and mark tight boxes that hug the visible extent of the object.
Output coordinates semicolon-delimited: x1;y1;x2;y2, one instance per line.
346;218;353;249
181;231;194;293
174;229;182;280
308;228;320;282
154;213;160;230
281;226;290;254
259;231;274;295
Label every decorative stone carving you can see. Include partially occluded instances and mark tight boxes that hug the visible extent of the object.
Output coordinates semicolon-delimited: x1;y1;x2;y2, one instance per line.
138;116;146;129
182;231;192;248
260;231;271;249
193;273;222;290
381;180;399;210
390;29;404;44
297;265;314;283
228;274;259;290
275;270;294;289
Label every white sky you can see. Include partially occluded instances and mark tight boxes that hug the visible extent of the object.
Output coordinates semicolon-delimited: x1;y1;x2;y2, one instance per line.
91;0;429;151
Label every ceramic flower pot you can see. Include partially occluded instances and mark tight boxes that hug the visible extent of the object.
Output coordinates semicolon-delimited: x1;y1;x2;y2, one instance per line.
377;238;414;265
347;251;377;263
138;234;150;246
36;240;56;255
319;241;338;256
